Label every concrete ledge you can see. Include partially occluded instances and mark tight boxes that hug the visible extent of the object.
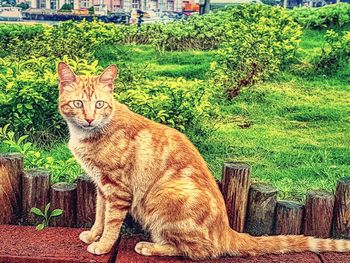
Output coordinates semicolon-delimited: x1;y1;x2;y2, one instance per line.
1;225;350;263
0;225;116;263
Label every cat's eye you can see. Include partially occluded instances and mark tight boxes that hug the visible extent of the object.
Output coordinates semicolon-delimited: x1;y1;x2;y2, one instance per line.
73;100;83;108
96;101;105;109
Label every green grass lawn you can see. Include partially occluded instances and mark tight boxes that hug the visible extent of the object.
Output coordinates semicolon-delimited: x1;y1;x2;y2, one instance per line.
2;27;349;202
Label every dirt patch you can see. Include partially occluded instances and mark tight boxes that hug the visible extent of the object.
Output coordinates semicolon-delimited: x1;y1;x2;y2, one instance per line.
116;234;322;263
0;225;116;263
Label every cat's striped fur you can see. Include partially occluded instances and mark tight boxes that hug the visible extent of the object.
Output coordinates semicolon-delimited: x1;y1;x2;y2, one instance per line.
58;62;350;260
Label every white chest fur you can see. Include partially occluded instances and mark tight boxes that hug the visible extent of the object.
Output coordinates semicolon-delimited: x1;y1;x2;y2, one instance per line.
68;123;101;182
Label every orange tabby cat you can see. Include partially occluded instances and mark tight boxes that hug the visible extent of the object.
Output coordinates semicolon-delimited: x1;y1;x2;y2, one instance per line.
58;62;350;260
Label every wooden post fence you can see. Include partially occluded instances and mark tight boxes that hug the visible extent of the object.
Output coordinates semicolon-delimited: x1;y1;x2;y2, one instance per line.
2;151;350;241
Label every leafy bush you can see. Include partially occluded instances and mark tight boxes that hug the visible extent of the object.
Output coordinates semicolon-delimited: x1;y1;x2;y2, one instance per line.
290;3;350;29
0;24;45;58
314;30;350;72
0;20;156;60
151;4;301;52
0;124;82;182
210;5;301;99
151;13;227;51
116;78;218;133
0;56;102;143
0;55;216;142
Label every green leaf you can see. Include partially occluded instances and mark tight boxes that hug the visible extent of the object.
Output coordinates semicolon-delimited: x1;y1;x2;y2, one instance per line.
24;104;33;109
30;207;44;217
17;135;28;145
44;203;50;217
36;223;45;231
50;209;63;217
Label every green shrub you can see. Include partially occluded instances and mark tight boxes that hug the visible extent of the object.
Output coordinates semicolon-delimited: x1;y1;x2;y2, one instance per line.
0;24;45;58
151;13;228;51
116;78;218;133
0;56;216;143
290;3;350;29
0;124;82;183
314;30;350;72
0;20;156;60
151;4;301;52
0;56;101;143
210;5;301;99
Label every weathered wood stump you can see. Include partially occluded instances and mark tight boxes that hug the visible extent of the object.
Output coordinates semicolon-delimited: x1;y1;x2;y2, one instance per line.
22;169;51;225
333;178;350;239
275;200;304;235
304;190;335;238
76;175;96;228
50;182;77;227
221;162;250;232
0;153;23;224
245;183;277;236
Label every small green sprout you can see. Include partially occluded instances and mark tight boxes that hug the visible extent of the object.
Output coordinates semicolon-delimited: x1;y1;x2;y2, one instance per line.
30;203;63;230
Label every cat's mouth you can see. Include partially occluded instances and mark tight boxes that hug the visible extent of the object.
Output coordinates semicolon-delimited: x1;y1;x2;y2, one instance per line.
82;125;96;130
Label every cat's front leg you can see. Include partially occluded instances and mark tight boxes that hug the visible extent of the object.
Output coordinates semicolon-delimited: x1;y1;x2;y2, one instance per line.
80;188;105;244
87;182;131;255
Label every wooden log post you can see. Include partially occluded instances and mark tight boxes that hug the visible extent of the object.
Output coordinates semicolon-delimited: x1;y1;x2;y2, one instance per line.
274;200;304;235
50;182;77;227
76;175;96;228
221;162;250;232
22;170;51;225
333;178;350;239
304;190;335;238
245;183;278;236
0;153;23;224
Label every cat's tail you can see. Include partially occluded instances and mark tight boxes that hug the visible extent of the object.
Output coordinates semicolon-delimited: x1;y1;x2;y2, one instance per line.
227;229;350;256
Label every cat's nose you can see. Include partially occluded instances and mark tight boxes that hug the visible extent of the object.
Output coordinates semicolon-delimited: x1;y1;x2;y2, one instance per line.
85;118;94;124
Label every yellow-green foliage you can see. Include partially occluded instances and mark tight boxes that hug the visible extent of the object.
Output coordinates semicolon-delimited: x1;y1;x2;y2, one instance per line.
0;57;217;142
210;5;302;99
116;78;218;133
290;3;350;29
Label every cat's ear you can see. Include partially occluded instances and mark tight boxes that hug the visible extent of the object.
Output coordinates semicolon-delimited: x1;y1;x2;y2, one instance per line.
99;65;117;92
58;62;76;92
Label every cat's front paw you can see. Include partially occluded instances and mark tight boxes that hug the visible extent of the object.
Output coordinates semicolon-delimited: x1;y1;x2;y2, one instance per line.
134;241;153;256
79;230;101;244
87;241;113;255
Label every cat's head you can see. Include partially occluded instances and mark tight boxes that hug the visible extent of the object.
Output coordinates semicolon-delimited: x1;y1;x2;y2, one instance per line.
58;62;117;132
